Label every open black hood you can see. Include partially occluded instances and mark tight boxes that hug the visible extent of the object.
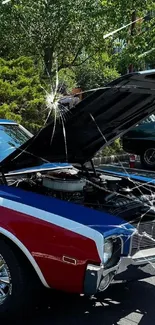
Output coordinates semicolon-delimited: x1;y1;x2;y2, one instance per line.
2;70;155;172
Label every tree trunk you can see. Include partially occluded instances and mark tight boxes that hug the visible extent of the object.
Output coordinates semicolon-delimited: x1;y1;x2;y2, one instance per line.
128;10;136;73
44;47;53;76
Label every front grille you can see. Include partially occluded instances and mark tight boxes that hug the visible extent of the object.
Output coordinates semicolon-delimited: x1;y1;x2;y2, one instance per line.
131;221;155;256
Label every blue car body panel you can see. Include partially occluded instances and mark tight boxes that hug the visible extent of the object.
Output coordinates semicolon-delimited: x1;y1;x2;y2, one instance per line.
0;186;135;234
0;185;134;255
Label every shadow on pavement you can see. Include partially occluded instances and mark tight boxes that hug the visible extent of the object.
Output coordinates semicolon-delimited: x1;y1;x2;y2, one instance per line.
11;276;155;325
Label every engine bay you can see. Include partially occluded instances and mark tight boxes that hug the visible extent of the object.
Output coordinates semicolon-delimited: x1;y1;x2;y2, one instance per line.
5;165;155;223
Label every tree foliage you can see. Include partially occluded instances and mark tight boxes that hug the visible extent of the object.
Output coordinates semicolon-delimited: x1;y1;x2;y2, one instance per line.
0;57;46;132
0;0;108;76
75;54;119;90
105;1;155;73
0;0;155;155
1;0;155;76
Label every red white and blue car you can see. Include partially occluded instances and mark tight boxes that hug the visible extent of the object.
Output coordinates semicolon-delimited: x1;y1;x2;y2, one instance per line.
1;70;155;318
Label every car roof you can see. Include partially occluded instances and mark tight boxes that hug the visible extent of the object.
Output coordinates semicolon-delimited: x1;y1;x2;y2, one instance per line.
0;119;17;124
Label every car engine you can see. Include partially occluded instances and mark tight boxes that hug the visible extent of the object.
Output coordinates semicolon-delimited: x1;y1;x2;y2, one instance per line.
7;166;155;223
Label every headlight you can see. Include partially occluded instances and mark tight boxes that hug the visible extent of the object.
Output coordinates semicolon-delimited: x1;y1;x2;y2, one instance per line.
103;239;113;264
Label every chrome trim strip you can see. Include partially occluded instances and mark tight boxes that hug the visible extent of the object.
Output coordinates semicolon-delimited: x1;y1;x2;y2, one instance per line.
129;228;137;256
0;122;17;125
6;165;74;176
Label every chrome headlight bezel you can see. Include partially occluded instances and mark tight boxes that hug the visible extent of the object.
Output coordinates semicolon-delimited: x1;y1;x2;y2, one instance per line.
103;239;114;265
103;237;122;268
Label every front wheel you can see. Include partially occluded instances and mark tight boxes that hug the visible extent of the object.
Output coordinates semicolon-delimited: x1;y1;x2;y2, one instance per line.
140;147;155;169
0;240;40;320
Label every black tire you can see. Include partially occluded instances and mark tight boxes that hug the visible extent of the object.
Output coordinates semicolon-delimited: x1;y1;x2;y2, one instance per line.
0;239;41;320
140;147;155;169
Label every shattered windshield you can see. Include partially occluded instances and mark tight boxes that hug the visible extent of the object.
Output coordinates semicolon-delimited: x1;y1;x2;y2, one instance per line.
1;0;155;323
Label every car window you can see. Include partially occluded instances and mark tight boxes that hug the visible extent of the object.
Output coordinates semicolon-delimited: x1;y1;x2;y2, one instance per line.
0;124;32;161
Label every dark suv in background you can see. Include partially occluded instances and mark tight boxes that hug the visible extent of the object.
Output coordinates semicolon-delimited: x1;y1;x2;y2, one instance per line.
122;115;155;169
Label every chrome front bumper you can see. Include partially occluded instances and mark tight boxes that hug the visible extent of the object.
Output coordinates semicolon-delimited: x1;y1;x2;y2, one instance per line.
84;263;118;295
118;248;155;272
84;248;155;295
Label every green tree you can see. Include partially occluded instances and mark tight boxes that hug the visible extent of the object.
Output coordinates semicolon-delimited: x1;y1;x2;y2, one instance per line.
1;0;154;79
0;57;46;132
75;53;119;90
0;0;108;77
103;1;155;73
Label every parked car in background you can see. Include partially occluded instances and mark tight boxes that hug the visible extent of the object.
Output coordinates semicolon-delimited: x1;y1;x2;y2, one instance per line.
122;114;155;169
1;71;155;319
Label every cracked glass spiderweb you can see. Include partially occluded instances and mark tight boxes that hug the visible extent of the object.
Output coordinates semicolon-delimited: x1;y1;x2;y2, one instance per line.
2;0;155;281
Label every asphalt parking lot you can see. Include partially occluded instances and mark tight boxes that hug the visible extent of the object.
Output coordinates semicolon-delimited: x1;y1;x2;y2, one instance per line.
11;274;155;325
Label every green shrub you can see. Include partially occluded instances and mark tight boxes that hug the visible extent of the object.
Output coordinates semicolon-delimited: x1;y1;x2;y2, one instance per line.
0;56;46;132
98;138;123;157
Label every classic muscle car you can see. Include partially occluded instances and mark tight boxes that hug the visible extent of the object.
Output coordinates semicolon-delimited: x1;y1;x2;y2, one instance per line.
1;70;155;319
122;114;155;169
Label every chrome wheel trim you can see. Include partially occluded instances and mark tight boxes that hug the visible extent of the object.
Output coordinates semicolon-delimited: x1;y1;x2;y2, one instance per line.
144;148;155;166
0;255;11;305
